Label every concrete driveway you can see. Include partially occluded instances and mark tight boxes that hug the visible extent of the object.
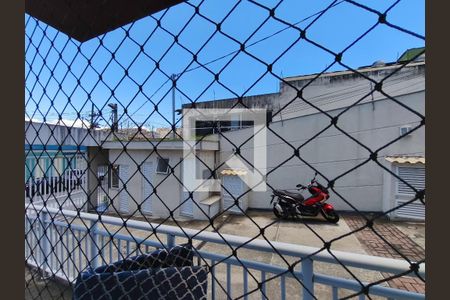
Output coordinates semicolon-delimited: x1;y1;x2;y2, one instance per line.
102;210;424;298
196;210;386;299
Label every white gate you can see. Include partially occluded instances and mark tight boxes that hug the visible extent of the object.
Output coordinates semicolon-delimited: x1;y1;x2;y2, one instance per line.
222;175;248;214
119;165;130;214
97;165;109;211
180;159;193;216
180;191;193;216
142;162;154;214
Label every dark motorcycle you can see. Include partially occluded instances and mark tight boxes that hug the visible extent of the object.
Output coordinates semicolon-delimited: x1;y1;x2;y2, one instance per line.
270;173;339;223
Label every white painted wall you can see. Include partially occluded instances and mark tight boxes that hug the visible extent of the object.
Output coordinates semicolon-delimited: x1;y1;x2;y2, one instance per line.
25;121;107;147
219;91;425;211
276;62;425;121
107;148;216;219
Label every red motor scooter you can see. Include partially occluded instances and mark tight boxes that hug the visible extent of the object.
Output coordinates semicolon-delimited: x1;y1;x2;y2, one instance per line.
270;172;339;223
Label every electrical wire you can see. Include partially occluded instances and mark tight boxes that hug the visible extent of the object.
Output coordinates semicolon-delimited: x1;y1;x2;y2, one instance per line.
180;0;346;75
121;1;346;126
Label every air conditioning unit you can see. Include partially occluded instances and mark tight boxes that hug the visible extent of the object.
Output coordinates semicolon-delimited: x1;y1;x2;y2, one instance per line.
399;126;412;136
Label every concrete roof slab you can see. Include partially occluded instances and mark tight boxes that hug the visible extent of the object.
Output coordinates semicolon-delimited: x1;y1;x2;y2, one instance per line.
25;0;183;42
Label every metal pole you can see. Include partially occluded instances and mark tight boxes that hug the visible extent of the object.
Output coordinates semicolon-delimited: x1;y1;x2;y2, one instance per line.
90;103;94;129
167;234;175;248
171;74;177;139
302;258;314;300
40;211;51;271
108;103;118;132
89;219;100;269
114;107;118;132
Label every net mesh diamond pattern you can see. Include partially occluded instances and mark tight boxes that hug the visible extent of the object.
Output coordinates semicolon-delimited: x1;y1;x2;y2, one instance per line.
25;1;425;299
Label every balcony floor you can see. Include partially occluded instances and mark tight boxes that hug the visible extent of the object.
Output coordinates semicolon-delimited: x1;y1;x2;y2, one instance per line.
25;267;72;300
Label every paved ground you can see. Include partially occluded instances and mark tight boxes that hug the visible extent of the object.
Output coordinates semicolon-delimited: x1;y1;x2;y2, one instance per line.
25;210;425;299
344;213;425;294
197;211;386;299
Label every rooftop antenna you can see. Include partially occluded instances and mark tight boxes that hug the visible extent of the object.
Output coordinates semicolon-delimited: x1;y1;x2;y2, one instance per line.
89;103;100;129
108;103;118;132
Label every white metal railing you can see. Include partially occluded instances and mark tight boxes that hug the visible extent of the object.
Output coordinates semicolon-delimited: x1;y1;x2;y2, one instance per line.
25;205;425;300
25;170;87;199
25;170;87;213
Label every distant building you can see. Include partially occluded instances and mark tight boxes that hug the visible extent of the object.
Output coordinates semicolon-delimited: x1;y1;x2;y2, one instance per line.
24;120;107;211
154;127;183;139
25;120;106;182
98;140;220;220
99;127;161;141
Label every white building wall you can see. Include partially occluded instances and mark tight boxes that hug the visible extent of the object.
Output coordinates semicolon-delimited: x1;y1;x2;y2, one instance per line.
219;91;425;211
276;62;425;121
25;121;107;147
107;149;216;219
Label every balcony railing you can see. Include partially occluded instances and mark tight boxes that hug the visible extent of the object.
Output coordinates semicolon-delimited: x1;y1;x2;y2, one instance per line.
25;205;425;300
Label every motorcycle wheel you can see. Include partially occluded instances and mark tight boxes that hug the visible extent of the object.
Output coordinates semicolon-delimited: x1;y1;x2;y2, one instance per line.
273;206;288;219
321;210;339;223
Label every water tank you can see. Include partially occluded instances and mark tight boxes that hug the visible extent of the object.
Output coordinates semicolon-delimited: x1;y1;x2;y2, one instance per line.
372;60;386;67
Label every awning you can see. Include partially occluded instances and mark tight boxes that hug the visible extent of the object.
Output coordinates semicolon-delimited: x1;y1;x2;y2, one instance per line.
385;156;425;164
220;169;248;176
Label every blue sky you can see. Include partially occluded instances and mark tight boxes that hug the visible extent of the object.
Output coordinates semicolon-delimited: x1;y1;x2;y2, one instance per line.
25;0;425;129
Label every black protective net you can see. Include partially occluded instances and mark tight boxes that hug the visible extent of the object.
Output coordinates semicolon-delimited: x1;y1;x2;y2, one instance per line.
25;1;425;299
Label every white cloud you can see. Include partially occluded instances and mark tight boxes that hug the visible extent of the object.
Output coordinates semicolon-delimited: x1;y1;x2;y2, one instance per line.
24;116;42;123
46;119;91;128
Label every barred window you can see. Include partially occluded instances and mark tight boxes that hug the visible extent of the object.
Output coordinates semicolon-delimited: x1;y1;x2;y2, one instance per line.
156;158;170;174
111;165;120;188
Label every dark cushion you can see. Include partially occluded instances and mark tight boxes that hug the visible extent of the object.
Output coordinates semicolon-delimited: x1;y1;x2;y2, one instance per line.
73;266;208;300
73;245;208;300
94;244;194;273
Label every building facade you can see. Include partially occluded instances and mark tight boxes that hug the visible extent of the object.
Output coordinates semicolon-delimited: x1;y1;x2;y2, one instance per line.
25;121;107;210
100;141;220;220
182;59;425;219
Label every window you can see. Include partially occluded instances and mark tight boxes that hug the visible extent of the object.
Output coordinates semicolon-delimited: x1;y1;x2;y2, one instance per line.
156;158;170;174
111;165;120;188
397;166;425;195
399;126;412;137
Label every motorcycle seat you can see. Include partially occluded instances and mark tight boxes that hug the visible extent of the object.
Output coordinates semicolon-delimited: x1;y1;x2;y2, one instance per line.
274;190;305;201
